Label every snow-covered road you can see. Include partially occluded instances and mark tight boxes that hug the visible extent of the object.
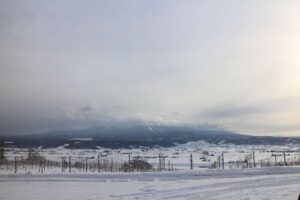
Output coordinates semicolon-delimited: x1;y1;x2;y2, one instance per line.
0;167;299;200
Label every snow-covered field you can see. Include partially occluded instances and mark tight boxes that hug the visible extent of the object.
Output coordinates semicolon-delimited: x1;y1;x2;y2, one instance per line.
0;167;300;200
4;141;300;172
1;142;300;199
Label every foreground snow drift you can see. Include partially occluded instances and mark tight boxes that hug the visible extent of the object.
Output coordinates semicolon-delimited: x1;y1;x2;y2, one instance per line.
0;167;299;200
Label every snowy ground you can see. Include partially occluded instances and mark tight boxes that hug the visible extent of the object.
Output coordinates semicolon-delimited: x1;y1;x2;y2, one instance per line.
0;167;299;200
4;141;300;171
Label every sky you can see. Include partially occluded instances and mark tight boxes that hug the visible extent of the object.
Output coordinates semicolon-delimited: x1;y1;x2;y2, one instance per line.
1;0;300;136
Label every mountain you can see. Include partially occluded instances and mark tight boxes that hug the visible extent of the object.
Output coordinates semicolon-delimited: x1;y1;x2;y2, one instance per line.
3;123;300;149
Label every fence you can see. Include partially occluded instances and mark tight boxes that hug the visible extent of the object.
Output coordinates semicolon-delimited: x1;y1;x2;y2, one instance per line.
1;150;300;174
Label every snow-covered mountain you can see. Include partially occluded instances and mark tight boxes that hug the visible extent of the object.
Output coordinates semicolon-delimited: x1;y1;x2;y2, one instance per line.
4;123;300;149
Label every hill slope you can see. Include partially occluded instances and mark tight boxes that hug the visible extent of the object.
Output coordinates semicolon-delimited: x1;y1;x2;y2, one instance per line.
3;124;300;148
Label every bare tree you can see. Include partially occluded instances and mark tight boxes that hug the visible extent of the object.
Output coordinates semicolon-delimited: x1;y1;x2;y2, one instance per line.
26;147;45;165
244;153;253;168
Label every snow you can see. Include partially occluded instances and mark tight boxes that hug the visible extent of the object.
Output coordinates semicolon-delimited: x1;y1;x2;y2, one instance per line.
1;141;300;199
4;140;300;171
0;167;299;200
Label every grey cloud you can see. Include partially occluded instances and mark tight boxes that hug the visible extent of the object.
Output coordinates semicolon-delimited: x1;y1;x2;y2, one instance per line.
201;96;300;119
0;116;102;136
202;105;268;119
79;105;93;112
235;122;300;135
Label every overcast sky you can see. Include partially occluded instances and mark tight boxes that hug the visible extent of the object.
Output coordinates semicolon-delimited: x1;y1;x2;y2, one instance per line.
1;0;300;136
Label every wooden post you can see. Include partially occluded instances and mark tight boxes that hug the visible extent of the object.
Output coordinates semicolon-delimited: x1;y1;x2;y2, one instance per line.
86;157;88;173
14;157;17;174
136;156;139;172
62;157;69;172
110;157;113;172
272;154;278;166
283;152;286;166
40;160;43;174
190;154;193;170
158;155;161;171
98;155;100;173
61;157;64;172
252;152;256;168
69;155;71;173
128;155;131;173
168;160;170;171
222;153;225;169
82;160;84;171
161;156;163;171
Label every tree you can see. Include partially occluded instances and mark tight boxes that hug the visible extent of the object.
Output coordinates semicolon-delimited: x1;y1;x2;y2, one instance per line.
121;159;152;172
26;147;45;164
210;161;218;169
244;153;253;168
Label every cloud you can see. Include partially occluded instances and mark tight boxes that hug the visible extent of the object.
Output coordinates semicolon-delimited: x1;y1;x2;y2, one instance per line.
79;105;93;112
202;105;267;119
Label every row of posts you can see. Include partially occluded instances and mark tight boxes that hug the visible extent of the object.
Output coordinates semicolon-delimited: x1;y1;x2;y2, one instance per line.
158;154;173;171
9;151;294;174
214;151;290;169
60;154;176;173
